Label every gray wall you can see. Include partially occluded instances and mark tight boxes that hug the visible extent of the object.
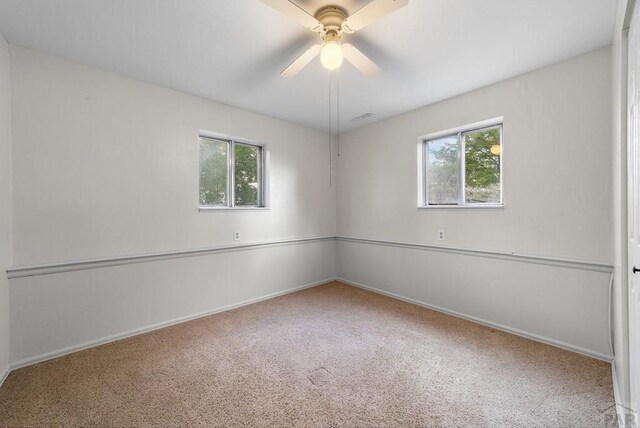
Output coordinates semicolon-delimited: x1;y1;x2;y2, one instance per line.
336;48;614;360
10;239;335;367
4;44;617;373
337;239;612;359
7;47;337;368
10;46;336;265
337;48;612;263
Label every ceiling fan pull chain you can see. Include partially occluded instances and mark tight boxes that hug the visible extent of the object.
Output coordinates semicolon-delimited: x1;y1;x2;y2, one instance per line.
329;70;333;188
337;70;340;157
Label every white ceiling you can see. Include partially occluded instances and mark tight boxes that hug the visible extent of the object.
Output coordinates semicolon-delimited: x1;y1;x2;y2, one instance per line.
0;0;617;133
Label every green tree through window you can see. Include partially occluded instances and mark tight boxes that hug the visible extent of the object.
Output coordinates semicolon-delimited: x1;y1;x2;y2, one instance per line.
427;137;458;204
464;128;501;204
234;144;259;206
199;136;264;208
425;124;502;206
199;138;228;206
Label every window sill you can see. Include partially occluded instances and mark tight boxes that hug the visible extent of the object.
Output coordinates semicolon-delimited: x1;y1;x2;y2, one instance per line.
199;206;270;212
418;205;504;210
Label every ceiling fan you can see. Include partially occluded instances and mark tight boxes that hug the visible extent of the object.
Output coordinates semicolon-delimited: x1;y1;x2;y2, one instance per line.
262;0;409;77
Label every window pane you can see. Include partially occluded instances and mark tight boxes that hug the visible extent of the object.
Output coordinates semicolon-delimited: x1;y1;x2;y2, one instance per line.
464;127;501;204
199;137;228;206
234;144;260;206
427;136;459;205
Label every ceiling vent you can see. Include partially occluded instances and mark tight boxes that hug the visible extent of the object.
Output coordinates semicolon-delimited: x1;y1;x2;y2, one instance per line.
350;112;374;122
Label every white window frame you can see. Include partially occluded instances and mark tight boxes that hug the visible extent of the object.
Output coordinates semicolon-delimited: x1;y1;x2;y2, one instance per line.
418;118;504;209
198;131;269;211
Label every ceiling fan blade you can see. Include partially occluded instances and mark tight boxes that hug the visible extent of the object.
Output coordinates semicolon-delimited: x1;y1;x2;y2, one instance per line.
281;44;322;78
342;44;381;76
342;0;409;34
261;0;323;32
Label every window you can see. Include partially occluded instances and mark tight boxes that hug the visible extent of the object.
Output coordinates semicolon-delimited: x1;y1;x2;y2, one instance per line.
421;121;502;207
199;134;266;209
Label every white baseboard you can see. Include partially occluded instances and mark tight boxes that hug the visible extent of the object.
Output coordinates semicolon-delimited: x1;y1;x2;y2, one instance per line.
5;276;611;385
337;277;613;362
10;277;335;371
0;365;8;388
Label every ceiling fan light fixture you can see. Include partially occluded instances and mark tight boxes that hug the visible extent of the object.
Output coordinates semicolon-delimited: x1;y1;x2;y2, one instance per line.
263;0;409;77
320;41;344;71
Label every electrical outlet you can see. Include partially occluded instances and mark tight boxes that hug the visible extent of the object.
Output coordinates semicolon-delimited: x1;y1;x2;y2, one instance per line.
233;231;241;241
437;230;445;241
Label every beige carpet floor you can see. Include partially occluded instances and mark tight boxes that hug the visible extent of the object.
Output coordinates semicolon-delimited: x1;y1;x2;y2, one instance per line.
0;281;615;427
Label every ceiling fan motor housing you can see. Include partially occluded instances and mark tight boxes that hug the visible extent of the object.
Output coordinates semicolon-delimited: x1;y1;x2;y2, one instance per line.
316;6;347;34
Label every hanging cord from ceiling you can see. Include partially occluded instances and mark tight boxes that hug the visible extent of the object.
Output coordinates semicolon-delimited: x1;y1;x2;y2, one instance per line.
328;70;333;187
337;69;340;158
327;69;342;187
